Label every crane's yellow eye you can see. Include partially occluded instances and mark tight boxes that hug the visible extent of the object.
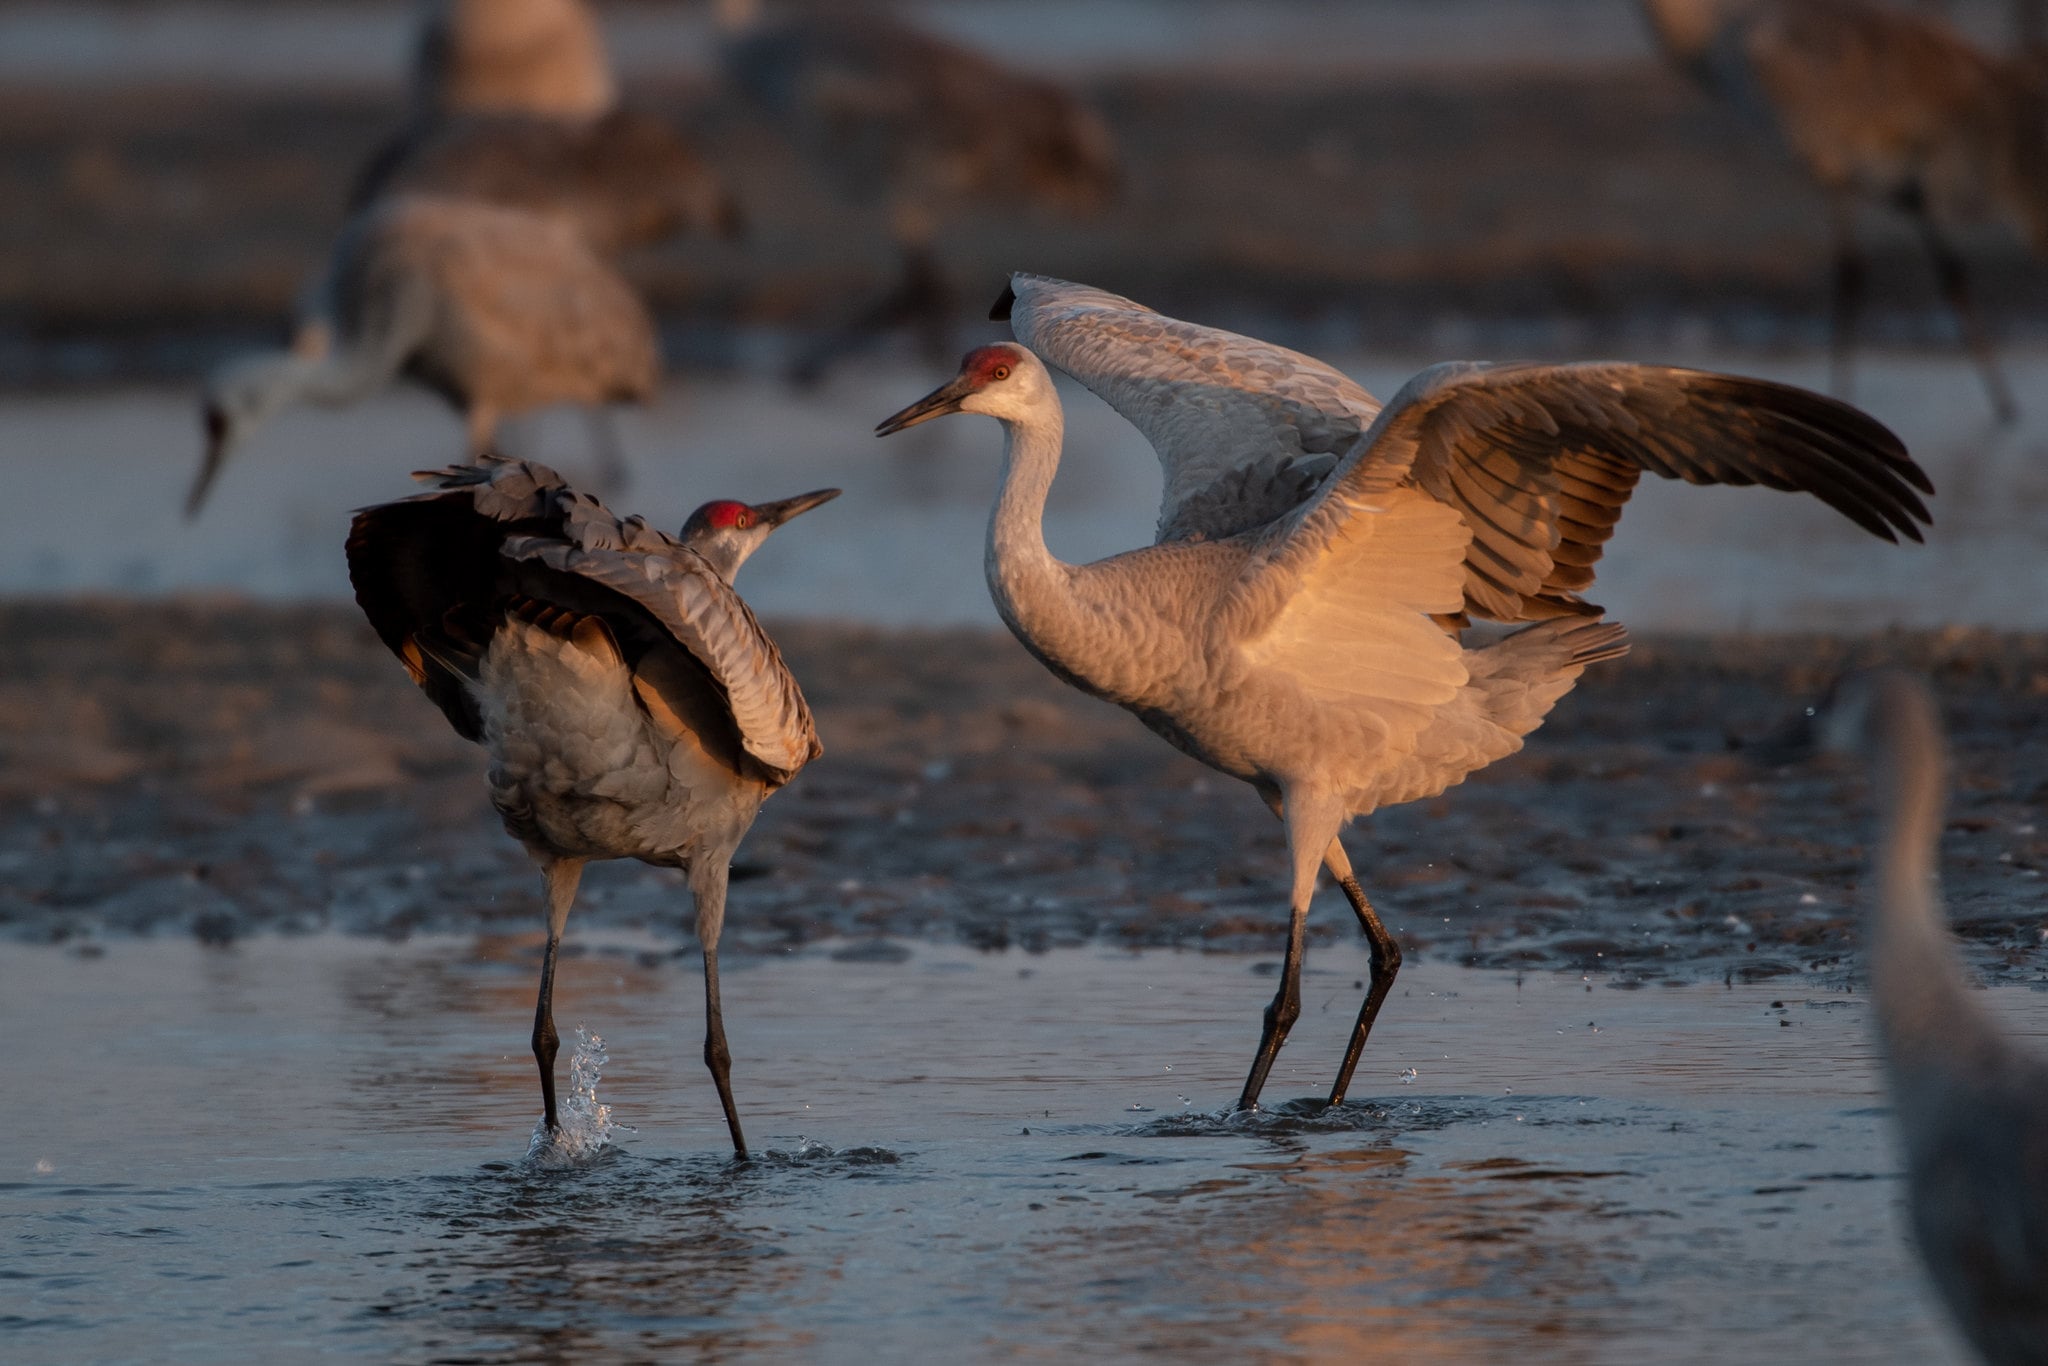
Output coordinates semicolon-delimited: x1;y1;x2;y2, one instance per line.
737;512;752;528
993;365;1011;380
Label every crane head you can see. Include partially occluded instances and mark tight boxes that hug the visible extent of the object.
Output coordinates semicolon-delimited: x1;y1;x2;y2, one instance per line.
680;487;840;582
874;343;1043;435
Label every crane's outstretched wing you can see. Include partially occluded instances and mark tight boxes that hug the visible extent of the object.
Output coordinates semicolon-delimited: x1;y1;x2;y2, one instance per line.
347;456;819;783
346;457;569;740
1252;361;1931;624
998;273;1381;544
1226;486;1474;760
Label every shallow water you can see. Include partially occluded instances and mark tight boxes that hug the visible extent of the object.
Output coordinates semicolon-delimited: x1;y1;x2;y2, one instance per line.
10;346;2048;632
10;934;2035;1362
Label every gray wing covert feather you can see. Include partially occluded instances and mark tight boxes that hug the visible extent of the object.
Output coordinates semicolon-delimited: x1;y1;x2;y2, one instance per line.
350;456;818;782
500;536;822;784
1004;274;1381;543
1278;360;1933;624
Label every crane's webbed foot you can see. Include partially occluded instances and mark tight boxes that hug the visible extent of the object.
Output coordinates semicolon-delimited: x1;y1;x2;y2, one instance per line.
1236;908;1308;1112
1326;876;1403;1108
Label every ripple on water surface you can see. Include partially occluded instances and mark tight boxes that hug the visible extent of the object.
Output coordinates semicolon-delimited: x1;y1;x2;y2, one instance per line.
4;936;2017;1362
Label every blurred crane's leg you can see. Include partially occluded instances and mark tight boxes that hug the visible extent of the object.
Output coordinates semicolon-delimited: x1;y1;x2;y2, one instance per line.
466;402;502;461
533;856;586;1132
789;204;955;387
583;406;633;499
1323;839;1403;1108
1829;198;1866;403
1905;196;2019;423
691;856;748;1157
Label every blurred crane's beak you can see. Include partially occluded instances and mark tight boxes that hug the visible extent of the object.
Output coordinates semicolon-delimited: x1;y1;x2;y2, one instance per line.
875;375;972;436
756;487;841;527
185;406;232;521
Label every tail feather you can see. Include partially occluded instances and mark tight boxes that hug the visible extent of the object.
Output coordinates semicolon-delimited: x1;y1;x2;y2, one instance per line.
1469;616;1630;739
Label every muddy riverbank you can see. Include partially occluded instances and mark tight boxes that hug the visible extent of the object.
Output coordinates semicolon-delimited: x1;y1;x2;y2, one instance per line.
3;602;2043;987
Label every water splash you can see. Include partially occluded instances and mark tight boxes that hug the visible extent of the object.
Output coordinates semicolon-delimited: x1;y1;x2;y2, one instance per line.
527;1028;629;1168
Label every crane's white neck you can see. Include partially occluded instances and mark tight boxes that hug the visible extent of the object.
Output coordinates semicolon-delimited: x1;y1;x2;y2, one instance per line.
984;392;1077;651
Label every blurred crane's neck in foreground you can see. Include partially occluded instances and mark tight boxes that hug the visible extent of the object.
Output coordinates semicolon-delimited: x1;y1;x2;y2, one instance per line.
1854;677;2002;1142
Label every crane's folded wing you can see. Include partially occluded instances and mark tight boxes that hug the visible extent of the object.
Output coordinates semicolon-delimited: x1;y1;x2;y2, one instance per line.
500;538;822;784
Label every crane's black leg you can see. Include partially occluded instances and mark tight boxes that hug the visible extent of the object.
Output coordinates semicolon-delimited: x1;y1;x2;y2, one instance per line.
1236;788;1345;1113
1827;197;1865;402
532;857;585;1132
1326;873;1403;1108
1905;190;2019;423
702;945;746;1157
691;857;748;1157
1236;903;1308;1113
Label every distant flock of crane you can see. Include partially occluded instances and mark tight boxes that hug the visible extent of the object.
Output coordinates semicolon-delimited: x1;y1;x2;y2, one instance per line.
194;2;2048;1358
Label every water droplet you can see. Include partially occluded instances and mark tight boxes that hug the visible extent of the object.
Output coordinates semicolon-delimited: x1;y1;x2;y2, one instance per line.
1398;1067;1418;1084
527;1027;630;1166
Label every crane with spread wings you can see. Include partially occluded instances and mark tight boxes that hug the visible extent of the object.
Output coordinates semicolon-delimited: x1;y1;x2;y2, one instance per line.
878;272;1934;1114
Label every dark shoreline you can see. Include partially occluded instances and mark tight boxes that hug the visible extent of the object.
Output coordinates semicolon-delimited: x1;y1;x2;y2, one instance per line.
3;600;2042;988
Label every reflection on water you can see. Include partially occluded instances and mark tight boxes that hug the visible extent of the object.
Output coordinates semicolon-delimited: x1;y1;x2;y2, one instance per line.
5;936;2008;1362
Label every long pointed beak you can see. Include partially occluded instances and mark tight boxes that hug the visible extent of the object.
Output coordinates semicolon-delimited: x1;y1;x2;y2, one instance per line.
185;409;231;520
875;375;971;437
756;487;841;527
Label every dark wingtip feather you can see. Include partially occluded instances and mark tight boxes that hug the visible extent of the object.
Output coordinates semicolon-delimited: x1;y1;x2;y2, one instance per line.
990;283;1016;322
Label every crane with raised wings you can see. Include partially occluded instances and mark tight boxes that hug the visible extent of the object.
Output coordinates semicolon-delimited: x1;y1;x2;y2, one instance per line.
878;273;1934;1114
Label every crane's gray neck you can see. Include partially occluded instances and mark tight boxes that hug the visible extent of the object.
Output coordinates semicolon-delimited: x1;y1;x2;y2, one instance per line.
1863;681;1995;1121
985;397;1078;652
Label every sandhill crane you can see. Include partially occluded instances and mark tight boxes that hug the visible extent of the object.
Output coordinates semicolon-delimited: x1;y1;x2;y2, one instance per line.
1815;671;2048;1363
413;0;616;122
350;107;744;259
715;0;1118;383
877;273;1934;1114
1641;0;2048;422
190;195;659;518
347;455;838;1155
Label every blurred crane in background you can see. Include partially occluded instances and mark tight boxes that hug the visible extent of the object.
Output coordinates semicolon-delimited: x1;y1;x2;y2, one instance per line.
1642;0;2048;422
715;0;1119;384
1815;671;2048;1364
413;0;617;120
357;0;739;260
348;456;838;1155
878;273;1933;1114
190;196;659;517
351;107;743;259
